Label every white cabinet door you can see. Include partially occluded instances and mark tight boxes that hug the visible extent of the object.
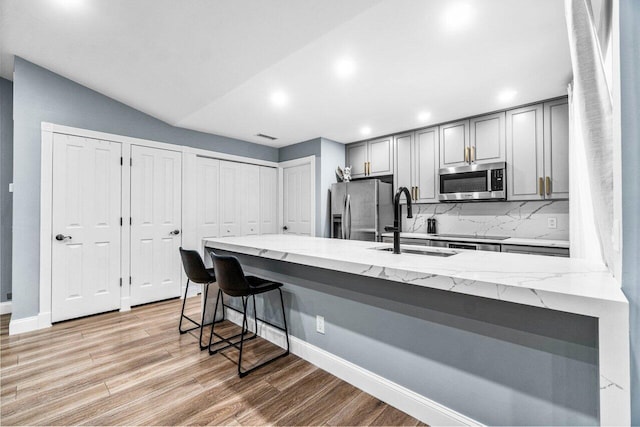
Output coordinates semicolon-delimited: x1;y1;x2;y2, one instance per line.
507;104;545;201
130;145;182;306
260;166;278;234
51;134;122;322
368;137;393;176
470;112;505;164
544;99;569;199
394;133;413;200
414;127;439;203
439;120;469;168
196;157;220;240
283;163;312;235
346;142;367;178
241;163;260;235
219;161;242;237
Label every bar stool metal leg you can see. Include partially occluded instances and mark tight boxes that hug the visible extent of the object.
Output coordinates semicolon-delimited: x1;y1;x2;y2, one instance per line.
179;279;201;334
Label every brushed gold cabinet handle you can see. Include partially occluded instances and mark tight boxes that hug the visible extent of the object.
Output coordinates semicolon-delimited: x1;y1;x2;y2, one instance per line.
464;147;469;163
471;146;475;162
364;162;367;175
416;186;420;200
413;186;417;200
368;162;371;175
539;177;544;196
546;176;551;195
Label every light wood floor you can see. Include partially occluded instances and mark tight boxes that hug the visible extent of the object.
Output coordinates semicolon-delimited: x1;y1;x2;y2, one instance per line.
0;297;424;426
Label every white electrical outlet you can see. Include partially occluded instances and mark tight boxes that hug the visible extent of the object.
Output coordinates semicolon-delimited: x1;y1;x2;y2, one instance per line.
8;183;13;193
547;217;557;229
316;315;325;334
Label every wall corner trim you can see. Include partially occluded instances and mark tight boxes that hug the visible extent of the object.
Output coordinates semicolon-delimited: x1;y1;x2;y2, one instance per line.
224;309;482;427
0;301;12;315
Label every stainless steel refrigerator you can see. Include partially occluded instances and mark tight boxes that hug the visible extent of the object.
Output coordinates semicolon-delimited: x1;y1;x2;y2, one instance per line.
330;179;393;241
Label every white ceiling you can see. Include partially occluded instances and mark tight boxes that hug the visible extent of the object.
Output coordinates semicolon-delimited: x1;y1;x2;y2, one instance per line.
0;0;572;147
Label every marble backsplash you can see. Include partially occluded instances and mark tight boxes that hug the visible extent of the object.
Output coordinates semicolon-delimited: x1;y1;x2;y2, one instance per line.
402;200;569;240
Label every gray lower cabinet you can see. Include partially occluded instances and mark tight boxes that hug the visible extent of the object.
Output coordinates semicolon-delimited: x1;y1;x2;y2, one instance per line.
501;244;569;257
394;127;439;204
346;137;393;178
507;99;569;201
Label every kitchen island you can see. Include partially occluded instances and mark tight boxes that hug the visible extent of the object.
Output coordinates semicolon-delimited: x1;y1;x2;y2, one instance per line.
204;234;629;426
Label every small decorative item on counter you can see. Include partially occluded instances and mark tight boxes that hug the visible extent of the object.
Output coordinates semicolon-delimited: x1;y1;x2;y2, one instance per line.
335;166;344;182
427;218;437;234
343;166;352;182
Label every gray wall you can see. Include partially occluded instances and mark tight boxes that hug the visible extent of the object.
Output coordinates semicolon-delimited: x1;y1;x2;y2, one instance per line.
0;78;13;303
620;1;640;424
214;249;599;426
11;57;278;320
320;138;346;237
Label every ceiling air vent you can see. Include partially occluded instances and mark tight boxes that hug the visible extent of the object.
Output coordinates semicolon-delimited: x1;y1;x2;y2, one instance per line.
256;133;277;141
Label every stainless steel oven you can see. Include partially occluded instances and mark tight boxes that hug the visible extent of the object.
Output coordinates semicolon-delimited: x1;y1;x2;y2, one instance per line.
438;161;506;201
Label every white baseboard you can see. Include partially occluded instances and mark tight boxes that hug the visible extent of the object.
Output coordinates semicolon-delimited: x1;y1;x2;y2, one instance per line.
0;301;11;315
225;310;481;427
8;311;52;335
120;297;131;312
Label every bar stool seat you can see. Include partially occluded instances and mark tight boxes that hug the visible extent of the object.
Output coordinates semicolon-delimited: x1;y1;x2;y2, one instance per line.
208;250;290;377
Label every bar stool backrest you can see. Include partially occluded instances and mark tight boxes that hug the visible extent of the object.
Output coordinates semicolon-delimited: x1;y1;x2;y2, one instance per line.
210;252;251;297
179;247;214;284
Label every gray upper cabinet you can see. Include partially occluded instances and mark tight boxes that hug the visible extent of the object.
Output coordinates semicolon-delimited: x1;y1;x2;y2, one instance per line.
439;120;469;168
507;100;568;201
469;112;506;163
346;137;393;178
414;127;439;203
543;99;569;199
394;127;439;204
507;104;545;200
440;113;505;168
346;142;368;178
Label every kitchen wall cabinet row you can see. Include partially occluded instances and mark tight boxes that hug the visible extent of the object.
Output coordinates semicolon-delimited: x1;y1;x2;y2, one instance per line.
345;97;569;202
196;157;277;242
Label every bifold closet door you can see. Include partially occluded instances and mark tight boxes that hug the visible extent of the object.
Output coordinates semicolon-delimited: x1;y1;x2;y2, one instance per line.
130;146;182;306
51;134;122;322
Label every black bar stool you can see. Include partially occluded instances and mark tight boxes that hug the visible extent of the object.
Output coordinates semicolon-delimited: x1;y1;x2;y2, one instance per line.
178;247;223;350
208;251;290;378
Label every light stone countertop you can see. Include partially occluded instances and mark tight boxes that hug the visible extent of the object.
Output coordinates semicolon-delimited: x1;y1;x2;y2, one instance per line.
381;232;570;248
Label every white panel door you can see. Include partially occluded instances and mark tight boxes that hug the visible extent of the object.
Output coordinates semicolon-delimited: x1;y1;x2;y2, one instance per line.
196;157;220;240
283;163;312;235
130;145;182;306
260;166;278;234
242;163;261;235
51;134;121;322
219;161;242;237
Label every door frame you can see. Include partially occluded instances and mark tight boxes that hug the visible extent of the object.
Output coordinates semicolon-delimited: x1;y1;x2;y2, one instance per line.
38;122;278;330
277;156;316;237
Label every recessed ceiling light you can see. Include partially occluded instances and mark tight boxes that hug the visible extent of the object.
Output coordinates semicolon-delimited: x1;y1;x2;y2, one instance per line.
270;90;289;107
498;89;518;103
360;126;371;136
442;2;474;32
334;57;356;79
417;111;431;122
53;0;85;9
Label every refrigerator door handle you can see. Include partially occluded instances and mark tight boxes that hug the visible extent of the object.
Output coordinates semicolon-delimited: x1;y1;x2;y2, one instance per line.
341;194;347;239
346;194;352;239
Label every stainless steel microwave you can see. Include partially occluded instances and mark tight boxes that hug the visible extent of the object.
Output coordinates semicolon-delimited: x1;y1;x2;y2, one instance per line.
438;161;506;201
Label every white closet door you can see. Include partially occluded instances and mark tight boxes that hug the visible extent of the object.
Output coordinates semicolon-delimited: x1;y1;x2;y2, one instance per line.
51;134;121;322
219;160;242;237
260;166;277;234
196;157;220;240
283;163;312;235
242;163;261;235
130;145;182;306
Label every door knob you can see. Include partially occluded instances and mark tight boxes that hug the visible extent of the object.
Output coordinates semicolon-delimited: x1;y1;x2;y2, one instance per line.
55;234;72;241
283;226;288;231
169;229;180;235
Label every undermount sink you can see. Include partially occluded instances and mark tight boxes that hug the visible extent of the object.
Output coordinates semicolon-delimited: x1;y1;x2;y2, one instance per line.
373;246;458;257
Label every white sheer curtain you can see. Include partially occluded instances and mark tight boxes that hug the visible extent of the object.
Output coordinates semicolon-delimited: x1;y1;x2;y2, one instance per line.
565;0;614;270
